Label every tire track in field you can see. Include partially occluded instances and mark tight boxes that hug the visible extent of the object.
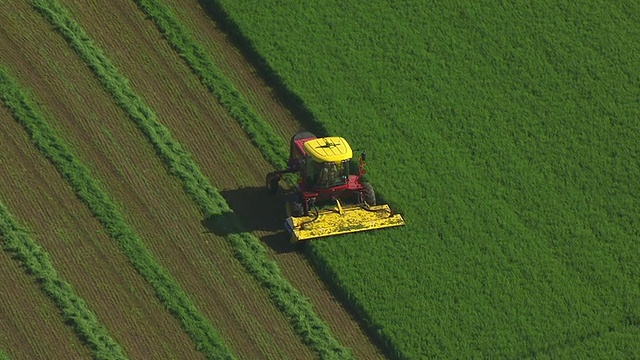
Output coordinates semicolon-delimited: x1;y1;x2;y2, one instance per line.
14;0;315;358
132;0;389;358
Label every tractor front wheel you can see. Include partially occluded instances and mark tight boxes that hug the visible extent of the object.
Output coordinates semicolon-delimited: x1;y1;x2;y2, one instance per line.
362;182;376;206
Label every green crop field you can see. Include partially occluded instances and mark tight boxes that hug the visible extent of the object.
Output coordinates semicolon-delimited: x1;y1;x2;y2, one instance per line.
212;0;640;358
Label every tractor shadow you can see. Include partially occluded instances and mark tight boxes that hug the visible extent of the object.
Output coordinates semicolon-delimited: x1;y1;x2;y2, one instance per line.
195;0;328;138
200;186;298;254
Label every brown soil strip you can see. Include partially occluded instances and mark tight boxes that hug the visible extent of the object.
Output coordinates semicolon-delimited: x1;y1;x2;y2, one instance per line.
4;1;314;359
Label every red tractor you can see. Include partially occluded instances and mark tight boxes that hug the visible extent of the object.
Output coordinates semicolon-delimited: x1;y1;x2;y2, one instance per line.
266;131;405;243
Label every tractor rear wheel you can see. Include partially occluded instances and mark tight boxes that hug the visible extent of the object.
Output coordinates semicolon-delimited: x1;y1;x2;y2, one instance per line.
285;193;304;217
266;172;280;194
362;182;376;206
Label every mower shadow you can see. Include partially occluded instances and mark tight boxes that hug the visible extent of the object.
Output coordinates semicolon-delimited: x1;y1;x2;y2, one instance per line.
200;186;298;254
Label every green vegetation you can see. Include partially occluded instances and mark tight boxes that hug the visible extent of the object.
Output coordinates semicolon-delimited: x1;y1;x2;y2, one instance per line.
0;349;9;360
30;0;351;357
209;0;640;358
0;61;234;360
0;68;126;360
537;325;640;359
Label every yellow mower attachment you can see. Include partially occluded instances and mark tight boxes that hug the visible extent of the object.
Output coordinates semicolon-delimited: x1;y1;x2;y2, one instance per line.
285;199;405;243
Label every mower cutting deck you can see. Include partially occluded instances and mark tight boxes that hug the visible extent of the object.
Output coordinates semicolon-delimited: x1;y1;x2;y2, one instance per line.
285;201;405;242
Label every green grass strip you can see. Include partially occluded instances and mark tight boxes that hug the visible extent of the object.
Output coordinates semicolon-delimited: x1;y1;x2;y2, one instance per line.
29;0;352;358
0;349;10;360
1;59;234;360
0;70;127;360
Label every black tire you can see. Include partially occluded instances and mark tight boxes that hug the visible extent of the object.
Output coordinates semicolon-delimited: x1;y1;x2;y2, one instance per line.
266;172;280;194
285;193;304;217
362;182;376;206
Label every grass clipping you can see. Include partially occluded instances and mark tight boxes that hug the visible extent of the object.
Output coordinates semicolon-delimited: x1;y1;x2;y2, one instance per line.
30;0;352;358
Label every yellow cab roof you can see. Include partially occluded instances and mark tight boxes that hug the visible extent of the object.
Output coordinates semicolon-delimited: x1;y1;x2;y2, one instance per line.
303;137;353;163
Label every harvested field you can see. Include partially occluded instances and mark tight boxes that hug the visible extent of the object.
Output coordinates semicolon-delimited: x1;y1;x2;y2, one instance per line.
2;0;323;358
0;51;201;360
0;109;90;359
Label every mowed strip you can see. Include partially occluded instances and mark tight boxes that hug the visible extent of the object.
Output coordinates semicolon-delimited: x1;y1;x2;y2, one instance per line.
0;199;124;360
0;252;87;360
70;0;362;357
164;0;301;141
129;0;388;358
0;67;206;359
20;0;316;358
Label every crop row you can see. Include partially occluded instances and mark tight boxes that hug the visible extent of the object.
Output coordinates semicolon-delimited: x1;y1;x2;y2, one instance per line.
203;1;640;358
31;0;352;358
0;67;127;360
2;8;235;355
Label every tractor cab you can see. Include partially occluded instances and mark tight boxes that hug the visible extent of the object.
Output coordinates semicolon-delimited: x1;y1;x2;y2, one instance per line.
301;137;352;189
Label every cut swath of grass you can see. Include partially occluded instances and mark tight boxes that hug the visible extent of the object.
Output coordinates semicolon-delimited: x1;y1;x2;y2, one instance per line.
134;0;289;170
0;349;10;360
